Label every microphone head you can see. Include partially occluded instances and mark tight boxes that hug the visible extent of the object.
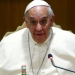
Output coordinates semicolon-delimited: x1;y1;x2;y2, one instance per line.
48;54;53;58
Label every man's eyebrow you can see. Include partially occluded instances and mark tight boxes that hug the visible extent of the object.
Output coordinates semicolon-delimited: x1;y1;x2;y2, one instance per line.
29;17;35;20
42;16;48;19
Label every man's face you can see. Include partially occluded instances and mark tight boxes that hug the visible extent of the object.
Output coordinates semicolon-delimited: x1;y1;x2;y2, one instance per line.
25;6;55;43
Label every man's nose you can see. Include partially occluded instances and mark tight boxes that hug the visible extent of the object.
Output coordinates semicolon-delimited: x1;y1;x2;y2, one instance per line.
36;23;42;31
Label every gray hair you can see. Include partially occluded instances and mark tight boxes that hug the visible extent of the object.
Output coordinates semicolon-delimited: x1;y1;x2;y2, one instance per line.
47;6;54;18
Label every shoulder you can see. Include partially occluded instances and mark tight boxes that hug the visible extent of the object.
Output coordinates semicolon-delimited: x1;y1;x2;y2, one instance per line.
50;27;75;61
51;27;75;50
52;27;75;39
1;28;29;44
51;27;75;52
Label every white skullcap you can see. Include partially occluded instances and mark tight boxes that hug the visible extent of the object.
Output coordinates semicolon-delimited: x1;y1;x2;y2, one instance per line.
24;0;50;14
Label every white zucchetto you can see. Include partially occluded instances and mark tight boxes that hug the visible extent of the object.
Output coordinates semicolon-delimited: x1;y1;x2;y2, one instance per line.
24;0;50;14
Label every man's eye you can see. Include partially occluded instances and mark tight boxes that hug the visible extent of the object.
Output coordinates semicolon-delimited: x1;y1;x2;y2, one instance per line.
31;20;36;25
41;20;47;25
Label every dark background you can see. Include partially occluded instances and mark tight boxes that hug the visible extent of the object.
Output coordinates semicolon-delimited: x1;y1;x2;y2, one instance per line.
0;0;75;40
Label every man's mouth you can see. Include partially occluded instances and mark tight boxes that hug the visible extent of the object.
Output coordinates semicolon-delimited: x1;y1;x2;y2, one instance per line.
36;33;43;36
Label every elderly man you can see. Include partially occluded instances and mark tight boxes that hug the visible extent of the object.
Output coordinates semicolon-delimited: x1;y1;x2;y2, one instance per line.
0;0;75;75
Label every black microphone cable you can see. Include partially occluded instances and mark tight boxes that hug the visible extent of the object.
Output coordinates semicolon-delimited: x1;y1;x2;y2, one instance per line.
48;54;75;73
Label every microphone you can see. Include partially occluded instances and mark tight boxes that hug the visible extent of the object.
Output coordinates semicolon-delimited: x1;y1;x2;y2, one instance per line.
48;54;75;73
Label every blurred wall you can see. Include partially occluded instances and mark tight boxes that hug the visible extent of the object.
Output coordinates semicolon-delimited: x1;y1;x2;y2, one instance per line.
0;0;75;40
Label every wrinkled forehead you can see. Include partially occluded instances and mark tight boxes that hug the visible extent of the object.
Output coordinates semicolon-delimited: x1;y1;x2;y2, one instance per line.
27;6;49;19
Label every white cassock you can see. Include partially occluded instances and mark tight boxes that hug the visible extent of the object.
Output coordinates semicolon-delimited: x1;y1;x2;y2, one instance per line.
0;27;75;75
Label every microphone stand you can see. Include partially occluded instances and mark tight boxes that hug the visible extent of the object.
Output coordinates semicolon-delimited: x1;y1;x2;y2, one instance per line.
50;58;75;73
48;54;75;73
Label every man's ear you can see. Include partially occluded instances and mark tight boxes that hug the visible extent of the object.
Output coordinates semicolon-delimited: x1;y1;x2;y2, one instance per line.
51;15;55;26
23;17;29;28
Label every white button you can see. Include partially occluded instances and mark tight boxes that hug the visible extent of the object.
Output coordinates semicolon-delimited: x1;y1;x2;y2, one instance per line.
42;72;45;74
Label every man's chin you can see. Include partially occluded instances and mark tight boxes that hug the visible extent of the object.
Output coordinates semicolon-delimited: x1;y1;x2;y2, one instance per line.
35;38;45;44
33;35;46;43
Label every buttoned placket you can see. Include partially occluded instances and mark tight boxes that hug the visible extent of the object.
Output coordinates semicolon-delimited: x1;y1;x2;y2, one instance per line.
28;43;48;75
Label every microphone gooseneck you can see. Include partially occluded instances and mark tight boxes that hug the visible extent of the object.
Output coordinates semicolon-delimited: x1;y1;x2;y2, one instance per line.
48;54;75;73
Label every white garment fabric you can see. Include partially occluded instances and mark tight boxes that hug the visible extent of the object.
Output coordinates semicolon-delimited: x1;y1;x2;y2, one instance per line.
0;27;75;75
